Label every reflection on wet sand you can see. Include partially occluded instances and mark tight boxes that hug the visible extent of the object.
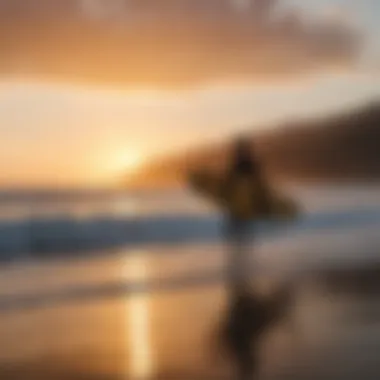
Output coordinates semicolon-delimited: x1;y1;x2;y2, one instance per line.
217;281;296;380
1;252;380;379
125;254;153;380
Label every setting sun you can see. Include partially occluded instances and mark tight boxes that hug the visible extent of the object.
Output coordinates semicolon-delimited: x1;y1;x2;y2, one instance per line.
112;151;144;174
106;150;145;177
89;149;146;187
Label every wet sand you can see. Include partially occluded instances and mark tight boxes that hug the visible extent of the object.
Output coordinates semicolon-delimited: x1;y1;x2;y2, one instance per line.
1;248;380;380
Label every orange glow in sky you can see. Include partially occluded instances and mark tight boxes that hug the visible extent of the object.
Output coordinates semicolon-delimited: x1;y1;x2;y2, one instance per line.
1;73;380;188
0;1;379;188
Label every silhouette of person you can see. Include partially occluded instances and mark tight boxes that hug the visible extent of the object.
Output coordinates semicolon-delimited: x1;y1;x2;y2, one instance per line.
219;136;274;379
187;135;295;380
223;136;270;291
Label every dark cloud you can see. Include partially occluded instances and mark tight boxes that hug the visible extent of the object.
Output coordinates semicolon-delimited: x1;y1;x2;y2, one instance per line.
0;0;363;87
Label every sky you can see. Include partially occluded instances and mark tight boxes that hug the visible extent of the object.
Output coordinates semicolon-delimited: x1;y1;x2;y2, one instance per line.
0;0;379;188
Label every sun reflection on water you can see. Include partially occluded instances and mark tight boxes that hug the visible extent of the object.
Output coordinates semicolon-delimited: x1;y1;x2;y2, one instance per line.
125;253;153;380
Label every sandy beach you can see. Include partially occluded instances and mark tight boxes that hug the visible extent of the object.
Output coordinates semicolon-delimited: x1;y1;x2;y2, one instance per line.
1;245;380;380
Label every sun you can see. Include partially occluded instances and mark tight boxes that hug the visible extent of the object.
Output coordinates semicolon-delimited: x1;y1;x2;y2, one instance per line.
89;148;148;187
92;150;145;186
110;151;145;175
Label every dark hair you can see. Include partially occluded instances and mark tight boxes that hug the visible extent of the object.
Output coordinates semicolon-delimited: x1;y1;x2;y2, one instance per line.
231;135;259;175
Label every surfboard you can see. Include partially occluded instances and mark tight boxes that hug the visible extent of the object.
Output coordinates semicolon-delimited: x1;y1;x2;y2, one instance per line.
188;169;299;221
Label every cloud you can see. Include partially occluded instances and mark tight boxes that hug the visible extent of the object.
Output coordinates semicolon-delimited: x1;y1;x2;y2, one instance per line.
0;0;363;88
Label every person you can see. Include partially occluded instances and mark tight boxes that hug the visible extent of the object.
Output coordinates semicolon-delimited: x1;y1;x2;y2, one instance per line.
188;135;295;379
188;135;297;379
222;136;271;291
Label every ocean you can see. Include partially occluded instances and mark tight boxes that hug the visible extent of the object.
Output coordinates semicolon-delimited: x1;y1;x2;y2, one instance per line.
1;184;380;265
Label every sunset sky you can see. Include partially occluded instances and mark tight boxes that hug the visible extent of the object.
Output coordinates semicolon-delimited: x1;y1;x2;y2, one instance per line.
0;0;379;188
